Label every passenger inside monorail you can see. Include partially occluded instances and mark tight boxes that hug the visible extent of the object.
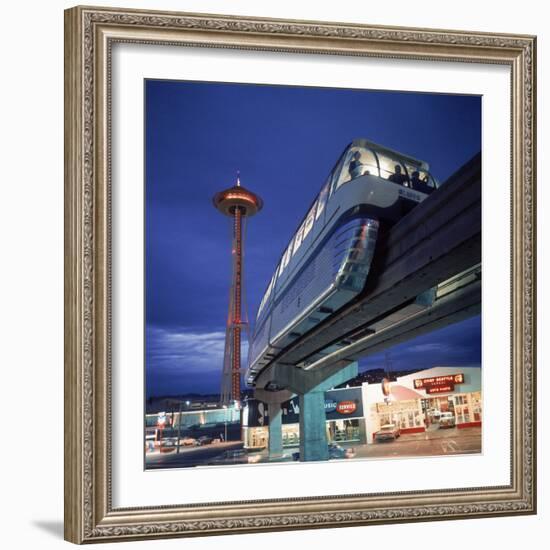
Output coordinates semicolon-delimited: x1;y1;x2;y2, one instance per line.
338;144;436;195
388;164;408;185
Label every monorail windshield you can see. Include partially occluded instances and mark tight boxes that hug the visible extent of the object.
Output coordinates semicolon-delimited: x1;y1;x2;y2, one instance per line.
331;143;437;195
254;140;437;320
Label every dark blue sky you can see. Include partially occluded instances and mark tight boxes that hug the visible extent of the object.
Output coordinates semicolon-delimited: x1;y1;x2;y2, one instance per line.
145;79;481;397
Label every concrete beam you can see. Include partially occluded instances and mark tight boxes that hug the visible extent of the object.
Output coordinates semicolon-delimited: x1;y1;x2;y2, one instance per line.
301;276;481;371
255;360;354;395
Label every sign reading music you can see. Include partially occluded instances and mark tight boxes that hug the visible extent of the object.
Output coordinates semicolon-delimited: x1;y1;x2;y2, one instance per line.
413;373;465;393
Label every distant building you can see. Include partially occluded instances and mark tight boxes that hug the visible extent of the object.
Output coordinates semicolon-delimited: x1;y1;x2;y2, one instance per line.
145;402;242;443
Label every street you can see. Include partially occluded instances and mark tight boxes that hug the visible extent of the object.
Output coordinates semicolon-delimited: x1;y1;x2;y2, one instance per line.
355;427;481;459
261;427;481;463
145;427;481;469
145;441;243;469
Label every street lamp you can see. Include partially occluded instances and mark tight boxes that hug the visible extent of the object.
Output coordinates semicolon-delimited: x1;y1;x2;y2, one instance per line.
222;404;228;442
176;401;182;454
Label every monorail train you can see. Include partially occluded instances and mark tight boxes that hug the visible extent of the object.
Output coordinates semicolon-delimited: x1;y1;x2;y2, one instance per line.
246;139;439;387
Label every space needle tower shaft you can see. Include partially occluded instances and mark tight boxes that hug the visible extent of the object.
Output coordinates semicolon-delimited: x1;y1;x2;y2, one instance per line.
213;175;263;405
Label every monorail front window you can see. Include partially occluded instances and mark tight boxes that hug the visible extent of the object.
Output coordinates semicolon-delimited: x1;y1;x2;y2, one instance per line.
377;153;408;185
328;142;436;196
405;165;436;194
347;148;378;180
333;146;378;191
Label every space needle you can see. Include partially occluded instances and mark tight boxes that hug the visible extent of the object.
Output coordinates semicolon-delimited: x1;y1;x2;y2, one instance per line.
213;173;263;405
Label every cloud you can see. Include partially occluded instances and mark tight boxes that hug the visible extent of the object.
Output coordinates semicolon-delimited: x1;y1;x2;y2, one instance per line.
146;326;226;374
145;325;250;396
405;343;450;354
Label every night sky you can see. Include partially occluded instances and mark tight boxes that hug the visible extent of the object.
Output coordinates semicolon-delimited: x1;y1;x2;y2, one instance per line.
145;79;481;397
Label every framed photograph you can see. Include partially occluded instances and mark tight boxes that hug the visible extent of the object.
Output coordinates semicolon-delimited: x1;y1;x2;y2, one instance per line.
64;5;537;544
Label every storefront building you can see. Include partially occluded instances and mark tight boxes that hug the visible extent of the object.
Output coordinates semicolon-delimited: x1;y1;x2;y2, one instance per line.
242;386;367;449
362;366;482;444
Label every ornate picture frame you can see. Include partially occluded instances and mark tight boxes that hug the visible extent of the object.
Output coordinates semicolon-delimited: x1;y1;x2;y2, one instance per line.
64;5;536;544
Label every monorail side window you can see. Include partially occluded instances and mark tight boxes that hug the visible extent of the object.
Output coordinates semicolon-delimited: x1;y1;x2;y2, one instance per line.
329;150;351;194
292;224;305;255
316;181;329;220
302;203;316;239
377;153;408;186
280;243;293;272
261;272;277;310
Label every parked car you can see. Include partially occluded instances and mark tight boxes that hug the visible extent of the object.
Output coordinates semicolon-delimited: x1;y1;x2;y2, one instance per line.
196;435;213;446
207;449;261;465
292;443;356;461
374;424;401;442
180;436;197;446
427;409;441;421
159;437;177;452
438;412;456;428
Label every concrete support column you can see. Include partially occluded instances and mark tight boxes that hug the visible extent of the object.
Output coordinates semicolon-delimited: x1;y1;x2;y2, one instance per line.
255;361;358;463
299;390;329;461
267;402;283;459
358;418;367;445
254;388;293;461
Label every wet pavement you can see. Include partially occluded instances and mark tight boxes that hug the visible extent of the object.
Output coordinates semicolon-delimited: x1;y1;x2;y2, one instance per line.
354;427;481;460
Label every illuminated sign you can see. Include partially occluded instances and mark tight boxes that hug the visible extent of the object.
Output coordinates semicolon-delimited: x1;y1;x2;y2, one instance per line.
413;373;464;392
426;384;454;394
336;401;357;415
245;387;363;427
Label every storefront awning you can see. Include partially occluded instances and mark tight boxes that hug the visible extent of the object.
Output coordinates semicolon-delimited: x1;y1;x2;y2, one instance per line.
388;385;424;401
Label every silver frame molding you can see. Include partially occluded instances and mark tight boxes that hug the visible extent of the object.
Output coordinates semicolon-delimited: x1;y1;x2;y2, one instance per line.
64;5;537;544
